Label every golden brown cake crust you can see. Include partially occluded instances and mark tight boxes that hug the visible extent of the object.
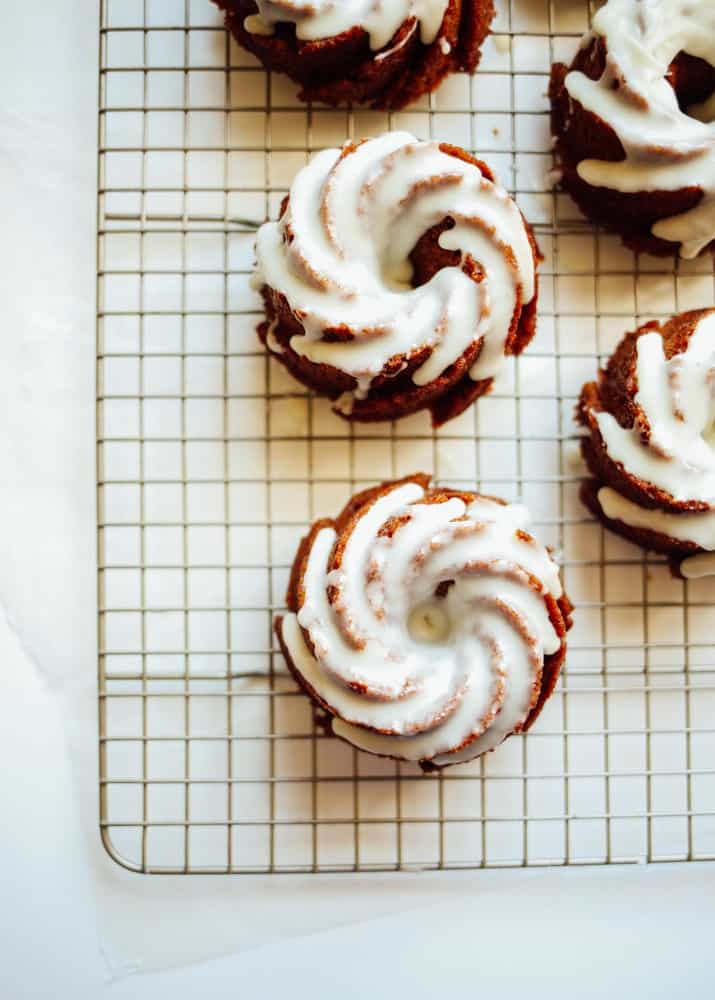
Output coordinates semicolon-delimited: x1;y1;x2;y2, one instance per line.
576;308;715;570
277;474;573;769
549;39;715;257
215;0;495;109
258;143;541;427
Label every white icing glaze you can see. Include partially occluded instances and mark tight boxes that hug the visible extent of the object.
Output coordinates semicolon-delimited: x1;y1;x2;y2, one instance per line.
264;318;283;354
563;0;715;257
594;315;715;504
254;132;536;403
680;551;715;577
278;480;564;766
598;485;715;555
244;0;449;50
243;12;274;34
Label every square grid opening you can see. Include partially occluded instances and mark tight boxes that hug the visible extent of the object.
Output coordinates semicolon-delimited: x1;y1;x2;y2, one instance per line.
97;0;715;873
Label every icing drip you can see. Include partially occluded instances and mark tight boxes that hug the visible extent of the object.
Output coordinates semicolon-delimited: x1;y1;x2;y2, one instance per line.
279;480;564;766
586;312;715;575
254;132;536;399
564;0;715;258
244;0;450;50
598;486;715;550
264;318;283;354
680;552;715;578
595;314;715;504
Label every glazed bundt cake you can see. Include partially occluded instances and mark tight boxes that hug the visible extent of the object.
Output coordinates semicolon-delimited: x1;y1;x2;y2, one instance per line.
550;0;715;257
578;308;715;578
253;131;540;427
215;0;494;109
276;474;572;769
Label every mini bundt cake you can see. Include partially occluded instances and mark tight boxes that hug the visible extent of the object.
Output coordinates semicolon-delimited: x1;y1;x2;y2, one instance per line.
578;308;715;578
253;131;540;427
549;0;715;258
276;474;572;769
214;0;494;109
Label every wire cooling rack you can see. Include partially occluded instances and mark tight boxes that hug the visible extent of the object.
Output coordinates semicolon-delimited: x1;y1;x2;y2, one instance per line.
97;0;715;874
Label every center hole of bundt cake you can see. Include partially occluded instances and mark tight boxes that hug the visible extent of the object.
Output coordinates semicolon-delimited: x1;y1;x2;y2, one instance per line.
407;600;452;645
407;217;462;289
668;51;715;122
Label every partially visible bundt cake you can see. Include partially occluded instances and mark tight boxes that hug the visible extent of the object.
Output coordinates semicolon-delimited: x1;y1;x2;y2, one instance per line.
253;131;540;427
276;474;573;770
215;0;494;109
550;0;715;258
578;308;715;578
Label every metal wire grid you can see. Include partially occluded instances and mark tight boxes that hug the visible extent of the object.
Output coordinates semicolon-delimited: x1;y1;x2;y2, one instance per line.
97;0;715;874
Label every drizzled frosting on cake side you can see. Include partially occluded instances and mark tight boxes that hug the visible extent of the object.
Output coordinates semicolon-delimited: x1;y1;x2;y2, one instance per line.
579;310;715;577
245;0;450;50
563;0;715;258
595;317;715;505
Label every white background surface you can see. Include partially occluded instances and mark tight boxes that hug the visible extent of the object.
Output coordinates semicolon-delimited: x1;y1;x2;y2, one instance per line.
1;0;714;996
